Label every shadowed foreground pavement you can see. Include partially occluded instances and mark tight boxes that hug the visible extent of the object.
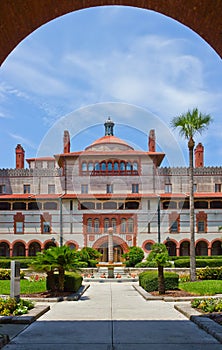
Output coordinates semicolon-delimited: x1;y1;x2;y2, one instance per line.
2;282;222;350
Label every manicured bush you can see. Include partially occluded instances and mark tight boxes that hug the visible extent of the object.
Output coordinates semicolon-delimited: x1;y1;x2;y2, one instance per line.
135;261;172;268
139;271;179;292
46;272;83;292
122;246;144;267
174;259;222;268
197;267;222;280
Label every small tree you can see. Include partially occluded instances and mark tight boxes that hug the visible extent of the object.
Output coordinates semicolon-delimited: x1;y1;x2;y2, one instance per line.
148;243;170;294
30;246;78;292
122;246;144;267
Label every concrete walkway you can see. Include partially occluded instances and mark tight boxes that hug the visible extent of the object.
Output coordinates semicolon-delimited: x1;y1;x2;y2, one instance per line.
2;282;222;350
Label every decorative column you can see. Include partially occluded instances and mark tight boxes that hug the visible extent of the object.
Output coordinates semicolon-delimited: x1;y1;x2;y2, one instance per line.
108;227;114;278
108;227;114;264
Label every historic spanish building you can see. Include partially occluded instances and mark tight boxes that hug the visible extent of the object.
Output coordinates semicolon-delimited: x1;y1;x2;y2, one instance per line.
0;118;222;260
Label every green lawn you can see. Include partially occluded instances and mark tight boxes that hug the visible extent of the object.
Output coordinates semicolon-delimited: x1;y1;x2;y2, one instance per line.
179;280;222;295
0;279;46;295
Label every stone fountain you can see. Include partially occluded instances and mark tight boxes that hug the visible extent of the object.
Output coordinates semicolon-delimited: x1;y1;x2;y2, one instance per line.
97;227;125;278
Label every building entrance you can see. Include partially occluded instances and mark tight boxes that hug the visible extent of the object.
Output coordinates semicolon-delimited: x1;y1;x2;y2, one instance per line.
98;243;123;262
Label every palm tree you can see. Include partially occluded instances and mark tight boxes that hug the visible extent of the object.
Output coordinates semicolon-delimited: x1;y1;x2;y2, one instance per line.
148;243;170;294
31;245;78;292
171;108;212;281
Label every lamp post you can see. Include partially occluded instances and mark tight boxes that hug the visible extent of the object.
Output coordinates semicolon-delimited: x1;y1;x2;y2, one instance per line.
157;196;161;243
59;197;63;247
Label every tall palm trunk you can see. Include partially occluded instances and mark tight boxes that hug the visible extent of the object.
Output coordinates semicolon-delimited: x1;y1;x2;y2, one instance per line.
188;137;196;281
158;264;165;294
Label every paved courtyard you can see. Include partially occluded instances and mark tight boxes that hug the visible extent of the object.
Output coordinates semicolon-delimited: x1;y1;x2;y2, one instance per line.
3;282;222;350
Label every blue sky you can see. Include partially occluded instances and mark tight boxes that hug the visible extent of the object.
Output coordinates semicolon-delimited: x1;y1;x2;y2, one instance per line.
0;6;221;168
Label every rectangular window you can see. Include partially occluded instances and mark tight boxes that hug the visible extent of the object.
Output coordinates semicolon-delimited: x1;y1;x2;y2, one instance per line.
147;200;150;210
43;222;51;233
165;184;172;193
70;222;73;234
81;184;88;194
106;184;113;194
193;184;197;192
0;185;6;194
23;184;30;194
48;184;55;194
148;222;151;233
215;184;221;192
170;221;178;233
132;184;139;193
198;221;205;233
16;222;23;233
70;200;73;211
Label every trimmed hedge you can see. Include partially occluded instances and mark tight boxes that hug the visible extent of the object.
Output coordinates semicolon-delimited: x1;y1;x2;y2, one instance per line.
171;256;222;261
0;258;34;269
139;271;179;292
174;259;222;268
46;272;83;292
135;261;172;268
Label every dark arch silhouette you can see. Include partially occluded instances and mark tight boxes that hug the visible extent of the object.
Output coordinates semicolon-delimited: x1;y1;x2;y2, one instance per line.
0;0;222;66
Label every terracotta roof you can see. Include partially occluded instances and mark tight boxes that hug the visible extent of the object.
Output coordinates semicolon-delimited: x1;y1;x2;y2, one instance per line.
0;194;62;200
26;157;55;163
85;135;134;150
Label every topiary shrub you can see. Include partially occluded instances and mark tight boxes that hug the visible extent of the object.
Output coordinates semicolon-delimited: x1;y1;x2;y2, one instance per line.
139;271;179;292
122;246;144;267
46;272;83;292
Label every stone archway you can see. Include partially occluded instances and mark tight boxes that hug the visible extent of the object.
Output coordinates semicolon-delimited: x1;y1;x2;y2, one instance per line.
0;1;222;66
93;234;128;262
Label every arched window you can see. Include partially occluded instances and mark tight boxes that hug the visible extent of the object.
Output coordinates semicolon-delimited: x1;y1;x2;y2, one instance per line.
111;218;117;233
95;162;100;171
87;219;93;233
120;162;125;171
114;162;119;171
133;162;138;171
121;218;126;233
104;218;109;233
82;162;87;172
94;219;100;233
101;162;106;171
108;162;112;171
126;162;131;171
88;162;93;172
128;218;134;233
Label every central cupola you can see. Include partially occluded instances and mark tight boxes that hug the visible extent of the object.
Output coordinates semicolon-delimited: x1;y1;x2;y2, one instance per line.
84;117;134;152
104;117;114;136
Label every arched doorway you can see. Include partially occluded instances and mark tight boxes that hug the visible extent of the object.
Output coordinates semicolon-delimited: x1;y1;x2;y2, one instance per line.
0;1;221;66
0;242;10;257
165;240;176;256
211;240;222;256
13;242;25;256
98;242;123;263
44;240;57;250
180;241;190;256
93;235;128;262
196;241;208;256
28;242;41;256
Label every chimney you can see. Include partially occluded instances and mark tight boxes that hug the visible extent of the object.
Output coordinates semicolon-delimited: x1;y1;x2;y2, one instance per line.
195;143;204;167
63;130;70;153
15;144;25;169
148;129;156;152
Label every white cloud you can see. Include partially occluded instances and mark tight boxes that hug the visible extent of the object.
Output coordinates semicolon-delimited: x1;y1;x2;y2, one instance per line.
9;133;36;149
